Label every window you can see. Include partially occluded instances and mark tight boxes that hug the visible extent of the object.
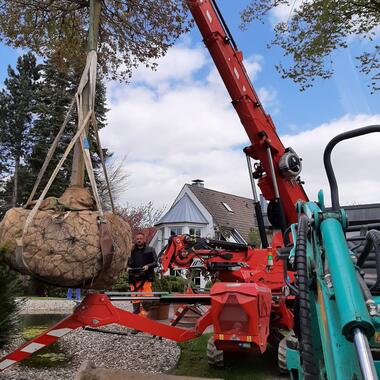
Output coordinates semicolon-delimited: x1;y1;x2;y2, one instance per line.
193;270;201;287
230;229;247;244
189;227;201;237
170;227;183;236
221;202;233;212
170;269;183;277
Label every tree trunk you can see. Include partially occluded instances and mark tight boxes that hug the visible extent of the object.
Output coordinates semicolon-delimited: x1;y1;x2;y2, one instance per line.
70;0;102;187
12;153;20;207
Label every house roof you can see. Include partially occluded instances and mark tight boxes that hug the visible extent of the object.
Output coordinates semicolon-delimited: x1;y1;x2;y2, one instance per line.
188;184;257;242
156;193;208;225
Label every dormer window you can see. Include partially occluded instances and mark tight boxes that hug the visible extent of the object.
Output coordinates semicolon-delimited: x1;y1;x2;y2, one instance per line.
222;202;233;212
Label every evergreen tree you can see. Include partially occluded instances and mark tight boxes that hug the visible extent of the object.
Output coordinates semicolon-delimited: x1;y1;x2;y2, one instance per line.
0;53;40;211
26;57;109;200
0;260;21;348
0;54;109;213
27;59;77;198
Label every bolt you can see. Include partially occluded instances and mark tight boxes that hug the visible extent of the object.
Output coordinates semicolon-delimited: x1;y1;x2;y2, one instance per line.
92;319;99;325
367;300;377;317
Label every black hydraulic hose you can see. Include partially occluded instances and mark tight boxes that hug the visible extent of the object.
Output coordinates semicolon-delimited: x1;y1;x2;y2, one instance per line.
254;201;269;248
210;0;238;51
357;230;380;290
323;125;380;211
356;271;373;304
295;215;318;380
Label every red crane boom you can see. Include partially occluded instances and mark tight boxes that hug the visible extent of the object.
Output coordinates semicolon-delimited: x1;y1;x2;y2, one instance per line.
187;0;308;225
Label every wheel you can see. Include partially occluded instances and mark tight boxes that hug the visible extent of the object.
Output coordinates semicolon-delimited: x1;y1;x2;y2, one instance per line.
207;337;224;367
278;333;298;374
278;335;288;374
295;215;318;380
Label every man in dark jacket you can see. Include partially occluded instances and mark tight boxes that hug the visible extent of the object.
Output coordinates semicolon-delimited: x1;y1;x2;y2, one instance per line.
128;232;158;319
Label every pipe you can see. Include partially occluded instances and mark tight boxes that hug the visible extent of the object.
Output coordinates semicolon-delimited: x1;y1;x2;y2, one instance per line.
245;154;269;248
266;146;287;233
295;215;317;379
353;328;378;380
320;217;373;339
356;272;374;305
323;125;380;211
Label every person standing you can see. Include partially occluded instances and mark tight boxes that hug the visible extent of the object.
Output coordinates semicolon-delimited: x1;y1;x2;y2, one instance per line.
128;232;158;322
66;288;81;302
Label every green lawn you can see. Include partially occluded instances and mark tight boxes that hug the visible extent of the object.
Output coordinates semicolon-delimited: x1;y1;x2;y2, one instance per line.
20;319;72;368
170;333;287;380
27;297;65;300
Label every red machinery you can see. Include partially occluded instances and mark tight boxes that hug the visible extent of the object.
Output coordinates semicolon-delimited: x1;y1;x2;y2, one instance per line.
0;234;294;371
0;0;306;372
160;235;294;353
187;0;307;229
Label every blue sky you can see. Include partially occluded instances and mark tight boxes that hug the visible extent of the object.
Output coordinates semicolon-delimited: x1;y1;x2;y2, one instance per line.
0;1;379;207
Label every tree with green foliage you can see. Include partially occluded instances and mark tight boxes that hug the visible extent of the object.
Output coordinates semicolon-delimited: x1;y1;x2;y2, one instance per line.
0;53;40;209
240;0;380;92
0;0;191;82
27;56;109;200
0;53;109;214
27;58;77;200
0;254;22;348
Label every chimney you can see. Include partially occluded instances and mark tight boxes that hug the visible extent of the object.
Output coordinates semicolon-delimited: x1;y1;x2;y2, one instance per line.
192;179;204;187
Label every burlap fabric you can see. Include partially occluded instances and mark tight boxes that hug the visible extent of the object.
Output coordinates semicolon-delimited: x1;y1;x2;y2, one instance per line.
0;188;132;289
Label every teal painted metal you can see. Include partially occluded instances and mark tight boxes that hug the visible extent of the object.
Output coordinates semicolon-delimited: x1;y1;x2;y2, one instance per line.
286;347;301;379
288;201;380;379
318;190;325;211
320;217;373;339
313;271;363;379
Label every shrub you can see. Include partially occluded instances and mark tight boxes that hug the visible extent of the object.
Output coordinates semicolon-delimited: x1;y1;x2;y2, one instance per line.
0;258;22;347
154;275;186;293
112;270;130;292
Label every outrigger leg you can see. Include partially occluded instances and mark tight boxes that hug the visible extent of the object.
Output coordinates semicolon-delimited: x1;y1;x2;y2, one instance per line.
0;292;212;372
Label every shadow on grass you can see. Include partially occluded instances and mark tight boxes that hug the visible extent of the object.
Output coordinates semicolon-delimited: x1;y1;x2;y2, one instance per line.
170;333;289;380
21;321;72;369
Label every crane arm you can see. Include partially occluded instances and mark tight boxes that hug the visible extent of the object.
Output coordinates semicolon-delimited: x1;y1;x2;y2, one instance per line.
187;0;308;225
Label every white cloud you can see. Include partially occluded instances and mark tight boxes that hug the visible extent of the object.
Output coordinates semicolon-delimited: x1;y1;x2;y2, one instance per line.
130;42;207;87
270;0;307;24
101;40;380;212
101;43;278;208
271;4;293;23
283;114;380;206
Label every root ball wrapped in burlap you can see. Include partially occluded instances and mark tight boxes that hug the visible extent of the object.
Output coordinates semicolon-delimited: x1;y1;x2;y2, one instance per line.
0;207;132;289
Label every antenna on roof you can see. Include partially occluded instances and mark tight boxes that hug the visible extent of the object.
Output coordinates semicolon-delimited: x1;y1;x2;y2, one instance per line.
192;179;204;188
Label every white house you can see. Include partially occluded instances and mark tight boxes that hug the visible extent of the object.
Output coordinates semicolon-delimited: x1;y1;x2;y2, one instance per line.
150;180;259;288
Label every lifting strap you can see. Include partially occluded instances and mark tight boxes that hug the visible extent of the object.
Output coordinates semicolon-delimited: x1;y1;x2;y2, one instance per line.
16;50;115;287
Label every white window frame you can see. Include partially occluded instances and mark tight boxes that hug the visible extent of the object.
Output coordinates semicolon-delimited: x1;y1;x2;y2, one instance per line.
221;202;233;212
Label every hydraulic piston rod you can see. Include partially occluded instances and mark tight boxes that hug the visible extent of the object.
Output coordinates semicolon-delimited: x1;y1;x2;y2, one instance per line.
353;328;378;380
245;154;268;248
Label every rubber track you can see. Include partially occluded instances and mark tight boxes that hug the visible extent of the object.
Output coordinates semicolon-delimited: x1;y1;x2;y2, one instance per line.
278;336;288;374
295;215;318;379
207;337;224;367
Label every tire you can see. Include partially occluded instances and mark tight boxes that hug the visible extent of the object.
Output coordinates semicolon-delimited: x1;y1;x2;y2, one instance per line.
207;337;224;367
278;335;288;374
295;215;318;380
278;333;298;374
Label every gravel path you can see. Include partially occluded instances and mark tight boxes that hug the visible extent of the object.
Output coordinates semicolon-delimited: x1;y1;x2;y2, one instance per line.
0;300;180;380
18;298;77;314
